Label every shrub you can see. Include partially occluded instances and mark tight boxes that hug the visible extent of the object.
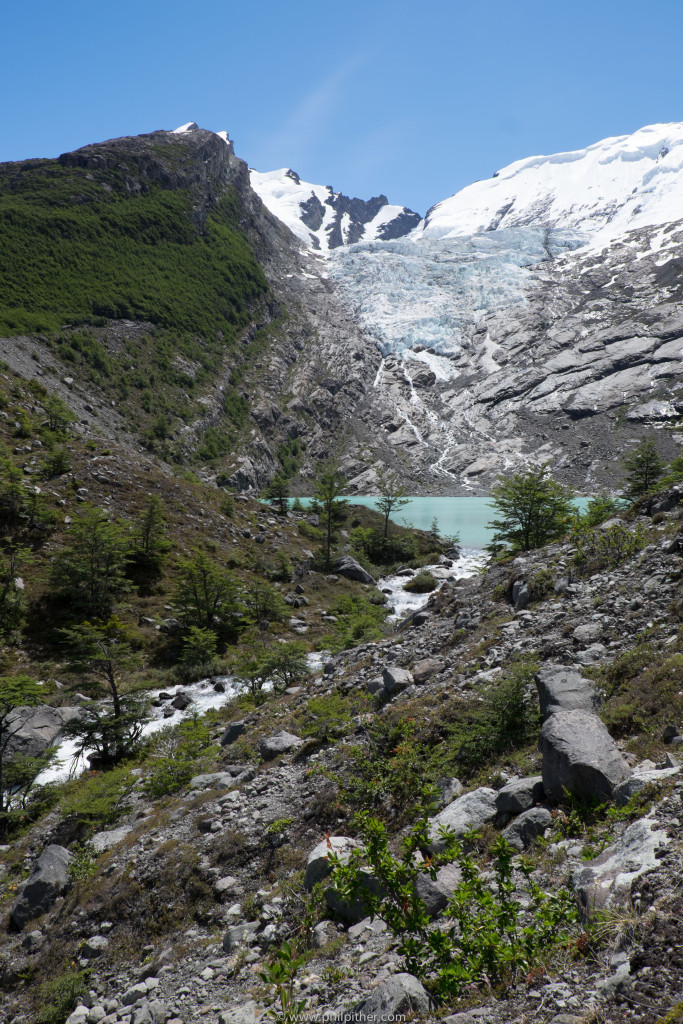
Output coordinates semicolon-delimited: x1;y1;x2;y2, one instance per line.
144;717;219;798
330;815;579;999
403;570;438;593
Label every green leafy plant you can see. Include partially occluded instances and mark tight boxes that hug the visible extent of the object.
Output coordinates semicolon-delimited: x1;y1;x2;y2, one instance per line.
257;941;307;1024
330;815;579;999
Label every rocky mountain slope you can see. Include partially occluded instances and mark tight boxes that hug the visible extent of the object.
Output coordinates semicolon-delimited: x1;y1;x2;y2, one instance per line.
3;487;683;1023
253;122;683;494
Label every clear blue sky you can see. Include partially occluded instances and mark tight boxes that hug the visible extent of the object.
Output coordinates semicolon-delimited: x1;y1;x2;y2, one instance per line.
3;0;682;215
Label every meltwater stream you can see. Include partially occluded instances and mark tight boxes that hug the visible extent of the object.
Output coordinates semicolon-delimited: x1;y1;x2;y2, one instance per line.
36;548;486;786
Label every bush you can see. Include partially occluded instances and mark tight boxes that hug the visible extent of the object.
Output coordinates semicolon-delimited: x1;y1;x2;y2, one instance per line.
35;968;91;1024
144;718;219;797
330;815;578;999
403;570;438;593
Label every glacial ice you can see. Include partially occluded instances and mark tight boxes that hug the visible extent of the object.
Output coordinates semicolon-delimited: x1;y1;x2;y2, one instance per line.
327;227;583;359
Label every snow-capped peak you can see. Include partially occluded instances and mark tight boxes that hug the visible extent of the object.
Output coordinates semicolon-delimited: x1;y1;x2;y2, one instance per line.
421;122;683;248
250;167;421;252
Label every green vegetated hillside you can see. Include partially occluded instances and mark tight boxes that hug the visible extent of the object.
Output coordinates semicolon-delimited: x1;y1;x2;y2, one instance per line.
0;149;267;337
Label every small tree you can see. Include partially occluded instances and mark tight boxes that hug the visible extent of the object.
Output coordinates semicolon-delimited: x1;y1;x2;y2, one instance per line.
242;582;287;628
50;505;132;618
488;465;573;552
621;439;664;499
129;495;171;583
0;547;30;638
0;675;50;836
376;470;410;540
59;618;146;767
263;472;290;515
174;549;243;639
262;642;310;692
44;393;76;435
312;463;348;570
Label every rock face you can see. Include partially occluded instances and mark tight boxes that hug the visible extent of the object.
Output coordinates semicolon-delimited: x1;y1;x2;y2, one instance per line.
333;556;376;585
356;973;431;1023
535;664;601;720
5;704;83;758
539;709;631;802
10;844;72;930
573;818;671;914
428;787;498;850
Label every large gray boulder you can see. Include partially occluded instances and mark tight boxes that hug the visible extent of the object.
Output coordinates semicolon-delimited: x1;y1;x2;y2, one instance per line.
10;844;72;929
259;731;303;761
501;807;552;851
428;788;498;851
5;705;83;758
356;973;431;1023
535;664;601;720
415;863;462;917
304;836;359;890
539;710;631;802
382;666;413;695
333;556;376;585
495;776;544;814
303;836;378;923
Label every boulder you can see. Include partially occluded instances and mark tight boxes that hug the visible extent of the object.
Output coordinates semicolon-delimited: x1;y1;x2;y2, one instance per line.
356;973;431;1023
428;788;498;851
333;556;376;585
10;845;72;930
220;720;247;746
572;621;603;644
495;776;544;814
415;863;462;916
512;581;530;610
259;730;303;761
612;765;680;806
535;664;601;720
539;710;631;802
81;935;109;958
382;666;413;695
5;705;83;759
304;836;359;890
412;658;444;683
501;807;552;851
170;691;191;710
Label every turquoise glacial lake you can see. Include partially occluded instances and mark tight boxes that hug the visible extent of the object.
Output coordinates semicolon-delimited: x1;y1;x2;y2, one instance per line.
294;496;590;551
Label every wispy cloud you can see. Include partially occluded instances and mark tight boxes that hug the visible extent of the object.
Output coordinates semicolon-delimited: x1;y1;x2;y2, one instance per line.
253;54;369;171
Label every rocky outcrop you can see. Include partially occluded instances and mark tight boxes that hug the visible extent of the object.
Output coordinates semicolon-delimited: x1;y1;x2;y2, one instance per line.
5;704;83;759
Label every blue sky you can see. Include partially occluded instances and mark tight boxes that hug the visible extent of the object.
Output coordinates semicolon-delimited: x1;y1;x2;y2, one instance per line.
3;0;682;214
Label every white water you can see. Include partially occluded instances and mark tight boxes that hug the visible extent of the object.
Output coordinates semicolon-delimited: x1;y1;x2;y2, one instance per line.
36;553;485;786
378;548;486;621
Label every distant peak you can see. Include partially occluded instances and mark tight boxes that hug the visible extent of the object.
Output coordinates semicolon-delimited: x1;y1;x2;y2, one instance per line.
173;121;199;134
285;169;301;184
